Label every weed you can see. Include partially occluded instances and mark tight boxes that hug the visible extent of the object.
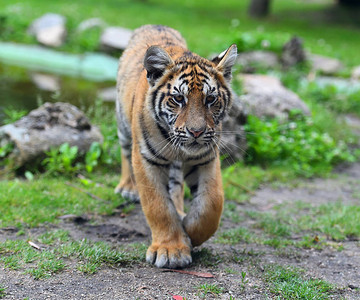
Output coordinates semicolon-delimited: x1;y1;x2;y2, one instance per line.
197;283;224;298
2;107;27;124
0;285;6;299
240;271;249;290
42;143;79;175
85;142;102;173
263;264;334;299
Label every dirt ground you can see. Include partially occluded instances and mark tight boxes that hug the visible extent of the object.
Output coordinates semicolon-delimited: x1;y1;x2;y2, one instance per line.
1;163;360;299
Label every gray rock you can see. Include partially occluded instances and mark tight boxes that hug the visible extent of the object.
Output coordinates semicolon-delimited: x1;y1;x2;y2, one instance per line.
221;94;248;164
351;65;360;80
77;18;106;32
0;102;103;167
100;27;133;51
238;74;310;119
308;54;344;75
98;86;117;102
237;50;279;72
281;36;306;67
28;13;67;47
30;73;60;92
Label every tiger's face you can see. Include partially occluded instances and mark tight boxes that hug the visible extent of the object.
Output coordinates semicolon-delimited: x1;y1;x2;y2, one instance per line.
144;45;237;155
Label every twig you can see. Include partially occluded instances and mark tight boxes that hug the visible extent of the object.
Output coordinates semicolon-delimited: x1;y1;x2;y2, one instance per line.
227;179;255;195
65;182;108;202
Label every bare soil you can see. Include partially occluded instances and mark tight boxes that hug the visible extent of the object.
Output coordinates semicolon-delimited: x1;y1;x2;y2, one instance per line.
1;163;360;299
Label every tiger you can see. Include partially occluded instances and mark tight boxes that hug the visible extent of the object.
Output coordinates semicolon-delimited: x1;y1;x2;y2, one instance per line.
115;25;237;268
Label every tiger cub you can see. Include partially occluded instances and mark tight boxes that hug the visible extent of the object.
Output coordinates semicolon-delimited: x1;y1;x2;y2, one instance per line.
115;25;237;268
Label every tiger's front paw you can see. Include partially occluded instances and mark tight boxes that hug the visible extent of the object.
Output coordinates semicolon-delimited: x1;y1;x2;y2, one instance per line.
146;242;192;269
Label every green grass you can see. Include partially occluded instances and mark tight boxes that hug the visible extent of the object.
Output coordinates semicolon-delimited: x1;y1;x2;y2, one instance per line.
264;265;334;299
197;283;224;298
219;200;360;250
1;0;360;66
0;175;124;228
0;285;6;299
0;230;146;279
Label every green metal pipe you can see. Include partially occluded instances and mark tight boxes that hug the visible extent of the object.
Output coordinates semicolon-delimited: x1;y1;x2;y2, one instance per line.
0;42;118;82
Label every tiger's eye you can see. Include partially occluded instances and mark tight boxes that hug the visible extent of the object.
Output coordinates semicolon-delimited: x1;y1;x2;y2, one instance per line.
205;95;217;106
173;94;185;105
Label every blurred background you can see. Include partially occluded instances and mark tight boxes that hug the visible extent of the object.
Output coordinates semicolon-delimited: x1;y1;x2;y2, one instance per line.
0;0;360;115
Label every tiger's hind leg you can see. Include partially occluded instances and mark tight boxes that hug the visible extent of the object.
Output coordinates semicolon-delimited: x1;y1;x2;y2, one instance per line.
115;100;139;202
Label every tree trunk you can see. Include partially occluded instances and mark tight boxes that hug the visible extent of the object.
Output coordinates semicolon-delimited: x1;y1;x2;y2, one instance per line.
338;0;360;6
248;0;271;18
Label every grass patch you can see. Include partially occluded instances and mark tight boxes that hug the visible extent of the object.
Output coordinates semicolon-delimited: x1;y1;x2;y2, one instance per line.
0;230;146;279
264;264;334;299
217;200;359;250
216;227;254;245
0;176;124;228
197;283;224;298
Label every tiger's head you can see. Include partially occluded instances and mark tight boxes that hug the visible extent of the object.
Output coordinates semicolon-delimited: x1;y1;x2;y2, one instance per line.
144;44;237;155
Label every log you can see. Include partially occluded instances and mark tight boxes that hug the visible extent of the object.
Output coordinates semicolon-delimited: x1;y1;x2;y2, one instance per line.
0;102;103;168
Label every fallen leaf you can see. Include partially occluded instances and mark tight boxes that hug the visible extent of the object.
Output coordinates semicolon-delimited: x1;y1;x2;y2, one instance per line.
163;269;214;278
171;295;185;300
28;241;41;251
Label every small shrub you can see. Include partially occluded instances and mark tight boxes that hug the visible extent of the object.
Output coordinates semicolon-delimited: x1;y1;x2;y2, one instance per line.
244;112;356;177
42;143;79;175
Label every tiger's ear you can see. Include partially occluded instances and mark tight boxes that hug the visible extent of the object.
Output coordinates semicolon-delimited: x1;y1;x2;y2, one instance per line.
212;44;237;81
144;46;174;86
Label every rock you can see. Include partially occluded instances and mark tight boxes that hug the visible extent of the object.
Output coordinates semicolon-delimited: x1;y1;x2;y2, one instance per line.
238;74;311;119
281;36;306;67
77;18;106;32
100;27;133;51
314;76;360;92
237;50;279;72
28;13;67;47
308;54;344;75
0;102;103;167
351;65;360;80
98;86;117;102
30;73;60;92
221;94;248;164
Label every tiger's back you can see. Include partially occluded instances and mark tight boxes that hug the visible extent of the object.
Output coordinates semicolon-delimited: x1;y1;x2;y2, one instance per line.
115;25;237;269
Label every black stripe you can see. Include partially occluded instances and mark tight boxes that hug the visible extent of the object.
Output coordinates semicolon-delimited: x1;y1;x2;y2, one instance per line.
186;148;213;161
189;184;198;195
185;157;216;179
142;154;170;167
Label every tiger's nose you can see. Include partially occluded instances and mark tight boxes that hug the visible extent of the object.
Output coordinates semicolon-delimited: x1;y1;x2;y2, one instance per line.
187;126;205;138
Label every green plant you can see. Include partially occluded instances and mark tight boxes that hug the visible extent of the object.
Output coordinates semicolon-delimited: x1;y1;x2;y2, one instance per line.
85;142;102;173
263;264;334;299
244;112;356;177
197;283;224;298
240;271;249;290
0;142;14;158
0;285;6;299
42;143;79;175
3;107;27;124
299;82;360;117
